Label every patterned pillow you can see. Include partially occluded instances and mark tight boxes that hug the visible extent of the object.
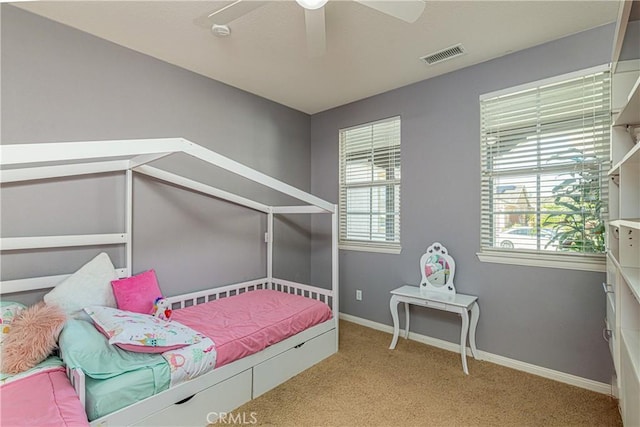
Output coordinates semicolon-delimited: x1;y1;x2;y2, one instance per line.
0;302;26;344
85;306;203;353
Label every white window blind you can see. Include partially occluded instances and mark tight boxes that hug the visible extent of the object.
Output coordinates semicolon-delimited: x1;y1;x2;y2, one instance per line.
480;68;610;259
339;117;401;252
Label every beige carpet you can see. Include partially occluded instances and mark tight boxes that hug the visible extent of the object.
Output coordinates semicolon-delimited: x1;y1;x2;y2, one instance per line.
230;320;621;426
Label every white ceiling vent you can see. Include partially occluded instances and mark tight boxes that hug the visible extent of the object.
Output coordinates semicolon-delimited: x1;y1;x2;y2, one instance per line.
420;44;465;65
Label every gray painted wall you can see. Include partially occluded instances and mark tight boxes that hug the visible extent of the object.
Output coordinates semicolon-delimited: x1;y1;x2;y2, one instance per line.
1;5;312;304
620;20;640;61
310;24;617;383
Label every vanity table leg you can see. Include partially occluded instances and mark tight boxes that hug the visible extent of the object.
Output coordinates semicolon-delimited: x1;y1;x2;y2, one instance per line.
460;309;470;375
403;302;410;339
469;302;480;360
389;295;400;349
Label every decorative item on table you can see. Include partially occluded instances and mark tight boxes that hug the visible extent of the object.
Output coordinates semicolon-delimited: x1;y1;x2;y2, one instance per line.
152;297;172;321
419;242;456;295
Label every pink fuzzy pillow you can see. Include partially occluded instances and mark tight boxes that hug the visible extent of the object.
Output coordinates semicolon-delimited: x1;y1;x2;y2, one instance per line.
1;303;67;374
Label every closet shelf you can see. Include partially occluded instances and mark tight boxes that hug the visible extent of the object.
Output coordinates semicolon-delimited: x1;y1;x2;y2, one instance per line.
608;140;640;176
613;74;640;126
620;266;640;304
609;219;640;230
608;6;640;423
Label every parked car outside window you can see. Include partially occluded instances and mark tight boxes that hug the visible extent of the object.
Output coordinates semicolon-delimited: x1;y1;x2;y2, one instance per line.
496;227;557;250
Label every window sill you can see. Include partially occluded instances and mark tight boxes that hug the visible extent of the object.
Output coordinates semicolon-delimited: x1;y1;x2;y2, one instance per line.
339;244;401;255
476;250;605;272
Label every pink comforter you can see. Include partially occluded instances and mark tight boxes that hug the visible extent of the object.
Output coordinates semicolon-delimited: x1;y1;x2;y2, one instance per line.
0;367;88;427
171;289;332;367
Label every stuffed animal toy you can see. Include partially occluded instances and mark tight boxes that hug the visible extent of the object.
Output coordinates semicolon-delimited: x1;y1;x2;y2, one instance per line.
152;297;172;321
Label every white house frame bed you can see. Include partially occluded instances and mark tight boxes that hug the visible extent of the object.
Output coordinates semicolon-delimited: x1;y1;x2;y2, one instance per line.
0;138;339;426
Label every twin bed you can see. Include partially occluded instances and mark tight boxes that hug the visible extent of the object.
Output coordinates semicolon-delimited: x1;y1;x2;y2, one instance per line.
0;138;339;426
1;356;89;427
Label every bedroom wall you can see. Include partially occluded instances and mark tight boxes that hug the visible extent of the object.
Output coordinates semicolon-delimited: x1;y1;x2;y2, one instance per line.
0;5;312;304
619;20;640;61
310;24;617;383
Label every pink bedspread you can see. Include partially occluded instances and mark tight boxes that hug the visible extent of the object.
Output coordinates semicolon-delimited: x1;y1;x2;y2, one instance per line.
171;289;332;368
0;367;88;427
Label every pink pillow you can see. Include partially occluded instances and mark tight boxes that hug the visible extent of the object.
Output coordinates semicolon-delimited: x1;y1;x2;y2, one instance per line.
111;270;162;315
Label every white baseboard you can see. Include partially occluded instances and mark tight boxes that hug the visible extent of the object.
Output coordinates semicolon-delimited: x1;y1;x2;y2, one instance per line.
339;312;611;395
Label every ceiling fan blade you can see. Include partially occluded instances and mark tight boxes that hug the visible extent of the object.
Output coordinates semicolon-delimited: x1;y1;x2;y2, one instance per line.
304;8;326;58
194;0;268;28
354;0;426;23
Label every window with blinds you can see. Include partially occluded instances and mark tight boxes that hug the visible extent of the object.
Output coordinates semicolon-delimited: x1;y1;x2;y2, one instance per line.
339;117;401;252
480;67;610;259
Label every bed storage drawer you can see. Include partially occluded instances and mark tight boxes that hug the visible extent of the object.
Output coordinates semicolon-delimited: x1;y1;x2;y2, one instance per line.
133;369;252;427
253;328;336;398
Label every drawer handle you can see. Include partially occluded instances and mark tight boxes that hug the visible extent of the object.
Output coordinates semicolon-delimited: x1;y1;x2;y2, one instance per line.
175;394;195;405
294;342;305;349
602;282;613;294
603;328;612;342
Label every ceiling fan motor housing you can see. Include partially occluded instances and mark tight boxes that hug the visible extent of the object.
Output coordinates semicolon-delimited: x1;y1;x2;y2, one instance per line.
211;24;231;37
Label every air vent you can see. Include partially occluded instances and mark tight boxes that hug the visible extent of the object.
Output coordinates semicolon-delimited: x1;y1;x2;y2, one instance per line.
420;44;465;65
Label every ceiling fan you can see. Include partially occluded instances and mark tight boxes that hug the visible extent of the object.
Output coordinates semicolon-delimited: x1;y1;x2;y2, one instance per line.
195;0;426;57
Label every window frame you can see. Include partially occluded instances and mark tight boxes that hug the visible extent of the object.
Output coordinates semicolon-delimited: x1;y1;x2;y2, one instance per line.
477;64;610;272
338;116;402;254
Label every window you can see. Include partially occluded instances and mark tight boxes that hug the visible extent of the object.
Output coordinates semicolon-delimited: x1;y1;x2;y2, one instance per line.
339;117;401;253
478;66;610;271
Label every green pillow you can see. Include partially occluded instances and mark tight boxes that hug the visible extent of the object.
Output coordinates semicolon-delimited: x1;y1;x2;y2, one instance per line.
59;319;165;379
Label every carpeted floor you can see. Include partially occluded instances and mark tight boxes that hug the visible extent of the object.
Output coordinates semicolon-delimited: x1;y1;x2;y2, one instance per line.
230;320;622;426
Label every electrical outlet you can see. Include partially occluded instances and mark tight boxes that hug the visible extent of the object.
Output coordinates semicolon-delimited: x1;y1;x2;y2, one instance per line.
356;289;362;301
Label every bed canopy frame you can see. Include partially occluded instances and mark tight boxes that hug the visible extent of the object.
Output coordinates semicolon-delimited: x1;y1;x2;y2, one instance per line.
0;138;338;317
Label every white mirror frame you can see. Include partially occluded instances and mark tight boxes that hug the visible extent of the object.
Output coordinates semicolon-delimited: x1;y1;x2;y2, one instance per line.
419;242;456;295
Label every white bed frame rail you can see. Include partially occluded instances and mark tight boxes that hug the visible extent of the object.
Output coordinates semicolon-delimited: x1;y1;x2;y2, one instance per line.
66;365;86;409
168;278;334;313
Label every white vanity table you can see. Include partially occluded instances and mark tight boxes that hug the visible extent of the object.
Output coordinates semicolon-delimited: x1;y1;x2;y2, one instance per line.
389;285;480;374
388;242;481;374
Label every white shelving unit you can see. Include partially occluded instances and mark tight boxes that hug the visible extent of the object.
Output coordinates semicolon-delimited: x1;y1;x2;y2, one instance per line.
606;3;640;425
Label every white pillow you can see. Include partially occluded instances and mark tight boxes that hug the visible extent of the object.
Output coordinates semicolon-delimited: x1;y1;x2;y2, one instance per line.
44;252;118;318
84;306;204;353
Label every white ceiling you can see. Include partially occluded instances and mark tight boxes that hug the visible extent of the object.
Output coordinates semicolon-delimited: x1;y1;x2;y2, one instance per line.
14;0;620;114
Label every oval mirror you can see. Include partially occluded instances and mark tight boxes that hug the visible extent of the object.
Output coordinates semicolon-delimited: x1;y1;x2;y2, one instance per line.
419;242;456;294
